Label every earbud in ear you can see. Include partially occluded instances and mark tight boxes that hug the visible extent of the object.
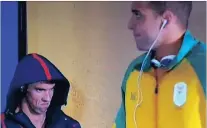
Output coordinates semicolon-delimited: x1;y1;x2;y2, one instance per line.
162;19;168;28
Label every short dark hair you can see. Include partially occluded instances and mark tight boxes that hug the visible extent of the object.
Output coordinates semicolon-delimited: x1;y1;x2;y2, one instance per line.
148;1;192;28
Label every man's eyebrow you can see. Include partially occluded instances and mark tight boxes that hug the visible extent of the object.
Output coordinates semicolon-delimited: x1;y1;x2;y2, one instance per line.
35;87;45;90
35;86;55;90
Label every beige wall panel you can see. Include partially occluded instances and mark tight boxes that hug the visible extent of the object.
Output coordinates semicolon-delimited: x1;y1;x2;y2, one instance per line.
27;2;206;128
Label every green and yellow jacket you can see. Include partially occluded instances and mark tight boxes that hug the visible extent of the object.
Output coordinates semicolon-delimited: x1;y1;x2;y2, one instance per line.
113;30;206;128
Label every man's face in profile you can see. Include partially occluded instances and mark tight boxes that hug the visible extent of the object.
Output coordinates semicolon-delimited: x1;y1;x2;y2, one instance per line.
128;2;162;51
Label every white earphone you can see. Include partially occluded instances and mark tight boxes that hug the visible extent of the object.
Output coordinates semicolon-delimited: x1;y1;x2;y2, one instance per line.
161;19;168;29
133;19;169;128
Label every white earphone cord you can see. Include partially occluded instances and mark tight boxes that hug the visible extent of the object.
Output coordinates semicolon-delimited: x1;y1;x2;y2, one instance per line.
133;20;167;128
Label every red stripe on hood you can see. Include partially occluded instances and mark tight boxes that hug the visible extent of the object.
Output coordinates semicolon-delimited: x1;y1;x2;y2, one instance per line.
32;53;52;80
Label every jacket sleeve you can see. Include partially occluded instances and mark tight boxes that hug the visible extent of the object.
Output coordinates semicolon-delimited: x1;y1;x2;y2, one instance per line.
112;86;126;128
72;122;81;128
1;113;7;128
186;42;206;128
112;56;141;128
64;114;81;128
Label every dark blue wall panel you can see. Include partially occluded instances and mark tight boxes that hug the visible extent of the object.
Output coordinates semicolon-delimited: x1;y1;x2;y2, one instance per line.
1;1;19;112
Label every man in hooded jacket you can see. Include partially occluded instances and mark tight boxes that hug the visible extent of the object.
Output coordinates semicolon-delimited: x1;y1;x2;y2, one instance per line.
1;53;81;128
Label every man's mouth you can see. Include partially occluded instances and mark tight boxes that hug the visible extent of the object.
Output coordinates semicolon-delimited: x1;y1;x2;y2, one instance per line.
134;33;141;37
41;103;49;106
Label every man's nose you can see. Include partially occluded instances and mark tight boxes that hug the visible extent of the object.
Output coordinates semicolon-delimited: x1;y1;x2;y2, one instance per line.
42;92;52;102
128;17;135;30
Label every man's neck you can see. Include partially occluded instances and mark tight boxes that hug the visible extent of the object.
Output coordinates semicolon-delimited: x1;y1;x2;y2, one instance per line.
155;30;185;60
21;100;46;128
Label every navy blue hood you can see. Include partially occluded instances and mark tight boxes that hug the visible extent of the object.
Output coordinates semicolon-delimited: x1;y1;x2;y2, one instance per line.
5;53;70;114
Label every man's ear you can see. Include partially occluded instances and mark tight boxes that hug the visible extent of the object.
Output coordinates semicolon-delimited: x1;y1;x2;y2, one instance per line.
162;10;175;25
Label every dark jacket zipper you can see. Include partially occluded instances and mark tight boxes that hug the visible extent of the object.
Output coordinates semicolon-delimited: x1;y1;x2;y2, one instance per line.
155;85;159;94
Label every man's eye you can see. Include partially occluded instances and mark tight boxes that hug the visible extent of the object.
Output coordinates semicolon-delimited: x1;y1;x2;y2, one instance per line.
36;89;43;92
134;13;142;19
132;10;142;19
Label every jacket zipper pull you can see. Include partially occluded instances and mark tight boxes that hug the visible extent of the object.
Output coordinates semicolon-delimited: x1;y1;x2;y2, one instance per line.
155;86;158;94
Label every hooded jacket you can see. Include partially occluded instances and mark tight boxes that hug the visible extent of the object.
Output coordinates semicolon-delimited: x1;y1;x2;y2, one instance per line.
1;53;81;128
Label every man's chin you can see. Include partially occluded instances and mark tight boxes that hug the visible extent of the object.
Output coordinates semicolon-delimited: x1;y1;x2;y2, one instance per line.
34;108;48;114
136;46;150;51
